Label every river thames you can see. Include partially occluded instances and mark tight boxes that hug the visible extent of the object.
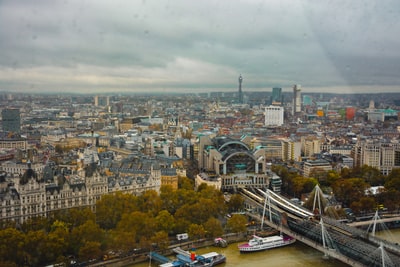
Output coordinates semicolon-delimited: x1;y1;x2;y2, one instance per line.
127;229;400;267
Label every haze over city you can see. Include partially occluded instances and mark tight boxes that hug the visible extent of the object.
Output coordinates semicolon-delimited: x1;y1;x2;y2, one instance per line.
0;0;399;94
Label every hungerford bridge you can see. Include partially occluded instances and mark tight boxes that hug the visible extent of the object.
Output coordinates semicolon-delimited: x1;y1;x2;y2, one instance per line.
240;186;400;267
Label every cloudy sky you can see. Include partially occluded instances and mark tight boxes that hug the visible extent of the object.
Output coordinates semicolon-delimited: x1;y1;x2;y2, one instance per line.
0;0;399;94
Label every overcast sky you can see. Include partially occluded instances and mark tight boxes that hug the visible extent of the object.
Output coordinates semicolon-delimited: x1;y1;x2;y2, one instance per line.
0;0;399;94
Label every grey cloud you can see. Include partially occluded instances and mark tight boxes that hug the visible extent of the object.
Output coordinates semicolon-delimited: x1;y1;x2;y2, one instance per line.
0;0;399;93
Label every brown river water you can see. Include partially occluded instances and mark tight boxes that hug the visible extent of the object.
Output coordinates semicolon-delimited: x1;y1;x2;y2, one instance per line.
124;228;400;267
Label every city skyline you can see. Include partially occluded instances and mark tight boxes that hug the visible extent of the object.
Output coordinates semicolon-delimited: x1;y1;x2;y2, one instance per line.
0;0;400;94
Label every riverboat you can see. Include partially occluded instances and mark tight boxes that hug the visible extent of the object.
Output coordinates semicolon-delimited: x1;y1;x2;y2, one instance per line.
238;234;295;253
199;251;226;265
170;247;226;266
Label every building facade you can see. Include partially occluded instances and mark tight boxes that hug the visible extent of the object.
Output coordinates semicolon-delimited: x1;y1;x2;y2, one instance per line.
197;135;269;192
264;106;284;126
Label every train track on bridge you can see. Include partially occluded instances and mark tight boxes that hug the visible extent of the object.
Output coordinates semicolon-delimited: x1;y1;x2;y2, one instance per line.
240;188;400;267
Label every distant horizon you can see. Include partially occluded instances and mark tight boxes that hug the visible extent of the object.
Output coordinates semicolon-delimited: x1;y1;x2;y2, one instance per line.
1;86;400;96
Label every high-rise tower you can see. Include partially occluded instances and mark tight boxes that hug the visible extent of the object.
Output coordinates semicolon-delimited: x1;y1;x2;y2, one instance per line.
292;84;302;115
271;87;283;105
238;74;243;104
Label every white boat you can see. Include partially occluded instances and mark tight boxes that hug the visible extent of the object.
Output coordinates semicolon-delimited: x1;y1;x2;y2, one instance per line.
199;251;226;265
238;234;295;253
171;247;226;266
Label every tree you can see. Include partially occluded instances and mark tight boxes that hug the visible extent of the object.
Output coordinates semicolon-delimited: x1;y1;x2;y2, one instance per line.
47;220;70;262
332;178;369;208
227;194;244;213
375;189;400;212
137;190;162;216
0;228;26;266
179;176;195;190
361;165;384;186
108;228;137;253
150;231;170;251
226;214;247;233
385;168;400;191
350;196;376;214
155;210;175;234
70;220;104;256
160;185;179;214
23;230;53;266
96;192;138;229
116;211;155;243
325;170;340;186
78;241;102;262
203;217;224;238
188;224;206;240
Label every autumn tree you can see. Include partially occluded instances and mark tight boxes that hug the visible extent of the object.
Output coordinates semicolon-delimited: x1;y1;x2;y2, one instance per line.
203;217;224;238
160;185;179;214
385;168;400;191
70;220;104;256
350;196;376;214
226;214;247;233
137;189;162;216
227;194;244;213
96;192;138;229
332;178;369;208
150;231;170;251
188;224;206;240
0;228;26;266
155;210;176;234
78;241;102;262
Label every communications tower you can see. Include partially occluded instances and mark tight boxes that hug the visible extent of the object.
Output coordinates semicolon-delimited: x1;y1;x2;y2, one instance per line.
238;74;243;104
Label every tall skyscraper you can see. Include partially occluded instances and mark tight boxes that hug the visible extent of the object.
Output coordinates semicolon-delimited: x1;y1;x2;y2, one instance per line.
2;108;21;133
238;74;243;104
271;87;283;105
292;84;302;115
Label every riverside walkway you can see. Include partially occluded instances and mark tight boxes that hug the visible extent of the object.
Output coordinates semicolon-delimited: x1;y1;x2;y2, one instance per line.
241;188;400;267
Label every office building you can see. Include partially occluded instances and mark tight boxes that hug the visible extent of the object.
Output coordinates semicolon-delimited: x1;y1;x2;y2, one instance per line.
292;84;302;115
264;106;284;126
271;87;283;105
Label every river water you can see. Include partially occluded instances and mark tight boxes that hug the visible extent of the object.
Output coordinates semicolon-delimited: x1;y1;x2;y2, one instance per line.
128;229;400;267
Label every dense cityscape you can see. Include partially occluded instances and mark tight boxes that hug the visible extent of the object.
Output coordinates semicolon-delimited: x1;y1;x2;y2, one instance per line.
1;82;400;265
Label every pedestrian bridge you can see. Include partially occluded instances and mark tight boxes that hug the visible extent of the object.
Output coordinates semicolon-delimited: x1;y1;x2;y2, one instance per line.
240;188;400;267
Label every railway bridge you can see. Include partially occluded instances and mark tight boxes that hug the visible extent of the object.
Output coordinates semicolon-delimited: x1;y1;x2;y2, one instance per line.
240;188;400;267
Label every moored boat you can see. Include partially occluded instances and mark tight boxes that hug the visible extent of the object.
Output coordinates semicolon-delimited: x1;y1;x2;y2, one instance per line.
198;251;226;265
172;247;226;266
238;234;295;253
